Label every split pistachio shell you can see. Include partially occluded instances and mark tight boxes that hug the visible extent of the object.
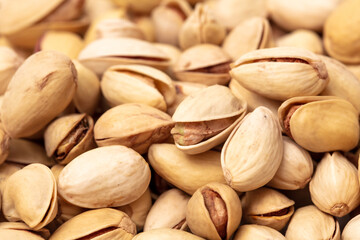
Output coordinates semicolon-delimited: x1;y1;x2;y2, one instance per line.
94;103;174;154
230;47;329;101
0;222;50;239
342;214;360;240
171;85;247;154
44;113;95;165
95;18;145;40
148;143;226;194
174;44;232;85
78;37;170;75
72;60;100;115
268;136;313;190
133;228;205;240
0;46;23;95
319;55;360;112
0;125;10;165
2;163;57;230
276;29;323;55
144;188;189;231
186;182;242;240
285;205;341;240
278;96;360;152
50;208;136;240
0;229;45;240
223;17;274;61
242;187;295;231
179;3;226;50
58;145;151;208
221;107;283;192
101;64;176;111
0;51;77;138
310;152;360;217
324;0;360;64
233;224;286;240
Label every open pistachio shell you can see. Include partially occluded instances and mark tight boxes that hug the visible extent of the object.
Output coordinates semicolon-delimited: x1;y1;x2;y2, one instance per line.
278;96;360;152
221;107;283;192
0;51;77;138
78;37;170;75
242;187;295;231
94;103;174;154
0;222;50;239
285;205;340;240
0;125;10;165
230;47;329;101
233;224;286;240
148;143;226;195
276;30;323;55
2;163;57;230
101;64;176;111
133;228;205;240
58;145;151;208
44;113;95;165
144;188;189;232
342;214;360;240
186;182;242;240
174;44;232;85
0;46;23;95
49;208;136;240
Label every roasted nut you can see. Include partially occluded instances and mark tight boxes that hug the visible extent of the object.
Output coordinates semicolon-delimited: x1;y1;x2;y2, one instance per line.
0;222;49;239
133;228;205;240
276;30;323;54
95;18;145;40
0;46;23;95
233;224;286;240
342;214;360;240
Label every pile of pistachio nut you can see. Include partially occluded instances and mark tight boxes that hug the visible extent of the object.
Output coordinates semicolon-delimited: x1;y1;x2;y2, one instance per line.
0;0;360;239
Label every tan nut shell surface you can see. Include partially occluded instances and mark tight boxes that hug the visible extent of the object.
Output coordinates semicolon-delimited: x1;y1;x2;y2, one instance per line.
342;214;360;240
234;224;286;240
0;46;23;95
133;228;205;240
0;229;45;240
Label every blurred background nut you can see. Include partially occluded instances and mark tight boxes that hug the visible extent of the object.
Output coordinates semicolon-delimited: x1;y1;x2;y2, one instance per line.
0;46;23;95
0;125;10;166
113;0;162;14
233;224;286;240
95;18;146;40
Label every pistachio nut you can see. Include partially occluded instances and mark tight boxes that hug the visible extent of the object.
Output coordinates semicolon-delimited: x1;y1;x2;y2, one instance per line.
278;96;360;152
0;162;22;194
44;113;95;165
78;37;170;75
309;152;360;217
324;0;360;64
223;17;274;61
230;47;329;101
101;64;176;111
49;208;136;240
0;51;77;138
171;85;247;154
268;0;341;31
179;3;226;50
319;55;360;112
242;187;295;231
151;0;192;46
144;188;189;231
0;229;45;240
0;222;50;239
285;205;341;240
0;125;10;165
233;224;286;240
153;43;181;68
95;18;145;40
276;29;323;55
221;107;283;192
0;46;23;95
94;103;174;154
186;182;242;240
342;214;360;240
113;0;161;14
268;136;313;190
133;228;205;240
2;163;58;230
58;145;151;208
148;143;226;194
174;44;232;85
72;60;100;115
85;0;119;21
346;64;360;80
131;15;156;42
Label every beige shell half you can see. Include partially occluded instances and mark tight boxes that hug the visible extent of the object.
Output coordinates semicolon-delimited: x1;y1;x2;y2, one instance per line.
49;208;136;240
276;30;323;55
2;163;57;230
78;37;170;75
0;46;23;95
133;228;205;240
0;222;50;239
342;214;360;240
233;224;286;240
0;229;45;240
148;143;226;195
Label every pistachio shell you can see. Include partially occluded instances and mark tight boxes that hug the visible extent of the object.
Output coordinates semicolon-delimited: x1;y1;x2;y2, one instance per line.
186;182;242;240
0;51;77;138
94;103;174;154
148;143;226;195
144;188;189;231
121;0;161;14
0;46;23;95
58;145;151;208
133;228;205;240
242;187;295;231
0;229;45;240
233;224;286;240
49;208;136;240
276;30;323;54
2;163;57;230
0;163;22;194
230;47;329;101
95;18;145;40
346;64;360;80
285;205;340;240
132;15;156;42
0;125;10;165
342;214;360;240
0;222;50;239
85;0;119;21
221;107;283;192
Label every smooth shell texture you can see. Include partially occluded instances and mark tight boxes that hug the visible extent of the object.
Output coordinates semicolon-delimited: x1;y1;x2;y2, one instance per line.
233;224;286;240
0;51;77;138
0;46;23;95
0;222;50;239
342;214;360;240
276;30;323;55
133;228;205;240
0;229;45;240
58;145;151;208
221;107;283;192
